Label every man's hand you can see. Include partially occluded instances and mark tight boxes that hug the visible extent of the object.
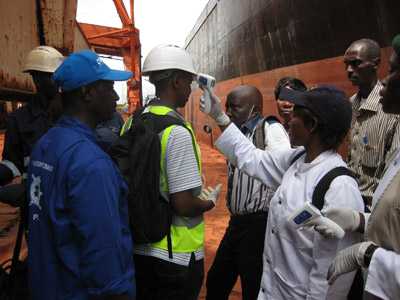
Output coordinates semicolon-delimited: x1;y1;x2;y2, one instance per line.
199;184;222;206
327;242;375;284
312;207;362;238
199;86;230;126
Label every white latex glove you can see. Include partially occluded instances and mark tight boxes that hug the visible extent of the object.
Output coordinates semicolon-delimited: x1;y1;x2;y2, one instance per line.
313;208;361;238
199;86;231;126
327;241;375;285
199;183;222;206
302;215;345;239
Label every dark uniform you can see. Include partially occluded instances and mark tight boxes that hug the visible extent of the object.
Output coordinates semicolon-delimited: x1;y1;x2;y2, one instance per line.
95;111;124;152
2;96;55;179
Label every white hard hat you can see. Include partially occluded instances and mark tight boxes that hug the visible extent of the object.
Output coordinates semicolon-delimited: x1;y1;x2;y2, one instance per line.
142;44;197;76
23;46;64;73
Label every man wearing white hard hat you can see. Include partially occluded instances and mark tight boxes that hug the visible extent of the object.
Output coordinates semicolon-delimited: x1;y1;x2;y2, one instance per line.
0;46;63;186
123;44;221;300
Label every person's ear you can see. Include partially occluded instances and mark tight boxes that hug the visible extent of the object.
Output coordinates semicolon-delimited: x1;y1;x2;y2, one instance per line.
371;57;381;70
81;86;94;103
171;73;181;90
308;117;319;134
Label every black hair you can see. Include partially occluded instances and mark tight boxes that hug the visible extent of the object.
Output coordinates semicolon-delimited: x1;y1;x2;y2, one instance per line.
294;106;347;150
274;77;307;100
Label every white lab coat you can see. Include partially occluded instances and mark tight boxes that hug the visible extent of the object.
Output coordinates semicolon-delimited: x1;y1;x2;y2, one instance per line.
363;149;400;300
215;124;364;300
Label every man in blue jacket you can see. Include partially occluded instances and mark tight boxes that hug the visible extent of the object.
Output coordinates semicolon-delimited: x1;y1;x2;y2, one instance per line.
27;50;135;300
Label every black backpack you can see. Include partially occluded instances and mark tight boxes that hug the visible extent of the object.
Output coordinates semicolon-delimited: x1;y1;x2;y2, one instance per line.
110;108;187;258
290;150;356;210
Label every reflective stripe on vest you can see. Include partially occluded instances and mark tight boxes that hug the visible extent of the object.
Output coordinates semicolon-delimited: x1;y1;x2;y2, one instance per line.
120;105;204;253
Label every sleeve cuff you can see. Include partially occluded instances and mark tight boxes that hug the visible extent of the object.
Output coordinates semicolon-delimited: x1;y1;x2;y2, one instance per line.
87;270;135;298
215;123;252;164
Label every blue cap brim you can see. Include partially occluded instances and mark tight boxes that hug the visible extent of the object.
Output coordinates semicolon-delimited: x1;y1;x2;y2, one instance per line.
101;69;133;81
278;87;308;107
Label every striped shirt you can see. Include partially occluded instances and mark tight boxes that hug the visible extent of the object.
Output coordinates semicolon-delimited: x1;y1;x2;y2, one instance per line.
348;81;400;204
227;116;290;215
134;125;203;266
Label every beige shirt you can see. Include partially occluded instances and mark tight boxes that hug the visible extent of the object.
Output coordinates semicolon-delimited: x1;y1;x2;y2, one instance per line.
367;149;400;252
364;150;400;300
348;81;400;204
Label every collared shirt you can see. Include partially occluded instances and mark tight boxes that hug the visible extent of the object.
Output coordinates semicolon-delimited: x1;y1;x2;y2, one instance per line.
227;116;290;215
365;248;400;300
27;116;135;300
1;96;53;177
348;81;400;203
216;124;364;300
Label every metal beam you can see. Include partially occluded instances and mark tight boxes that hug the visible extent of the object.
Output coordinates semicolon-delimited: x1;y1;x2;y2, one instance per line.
87;28;130;40
130;0;135;26
112;0;132;26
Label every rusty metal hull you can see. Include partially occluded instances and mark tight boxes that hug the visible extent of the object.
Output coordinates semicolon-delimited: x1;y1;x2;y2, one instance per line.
184;0;400;146
0;0;84;101
186;0;400;82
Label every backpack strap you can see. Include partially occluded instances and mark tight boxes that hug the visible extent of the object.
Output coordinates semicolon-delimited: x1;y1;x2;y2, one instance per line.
253;116;281;149
312;167;356;210
290;150;306;165
264;115;281;125
140;112;186;134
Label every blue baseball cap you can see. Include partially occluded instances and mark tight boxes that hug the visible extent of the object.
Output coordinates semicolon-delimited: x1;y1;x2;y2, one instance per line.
53;50;132;92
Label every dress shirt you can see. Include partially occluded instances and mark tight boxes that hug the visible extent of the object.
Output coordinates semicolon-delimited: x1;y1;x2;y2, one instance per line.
348;81;400;203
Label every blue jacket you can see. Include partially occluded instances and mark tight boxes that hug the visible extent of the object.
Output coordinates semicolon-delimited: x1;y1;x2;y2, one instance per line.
27;116;135;300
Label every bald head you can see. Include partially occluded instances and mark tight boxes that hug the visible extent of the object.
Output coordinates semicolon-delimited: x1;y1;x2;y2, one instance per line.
345;39;381;62
226;85;263;126
228;85;263;109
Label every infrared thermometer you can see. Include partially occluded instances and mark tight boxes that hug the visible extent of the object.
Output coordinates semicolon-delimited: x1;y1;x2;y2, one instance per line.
197;73;216;114
288;202;345;239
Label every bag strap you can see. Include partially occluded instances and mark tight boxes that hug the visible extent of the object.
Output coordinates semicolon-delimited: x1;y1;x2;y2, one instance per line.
8;190;26;299
253;116;281;150
290;150;306;166
140;112;186;134
312;166;356;210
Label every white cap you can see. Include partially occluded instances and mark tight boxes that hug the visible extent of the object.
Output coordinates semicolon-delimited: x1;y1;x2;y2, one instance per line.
142;44;197;76
23;46;64;73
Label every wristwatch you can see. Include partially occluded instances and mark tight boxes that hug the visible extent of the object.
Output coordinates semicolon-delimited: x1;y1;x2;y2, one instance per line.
363;243;379;267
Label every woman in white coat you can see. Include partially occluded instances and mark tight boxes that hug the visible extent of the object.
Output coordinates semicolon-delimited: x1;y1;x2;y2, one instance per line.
317;35;400;300
200;86;364;299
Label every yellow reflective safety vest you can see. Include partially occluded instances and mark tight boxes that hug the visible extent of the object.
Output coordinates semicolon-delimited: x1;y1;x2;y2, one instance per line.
121;105;204;254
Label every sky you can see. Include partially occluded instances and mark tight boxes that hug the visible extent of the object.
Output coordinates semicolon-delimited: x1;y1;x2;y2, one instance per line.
76;0;209;103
